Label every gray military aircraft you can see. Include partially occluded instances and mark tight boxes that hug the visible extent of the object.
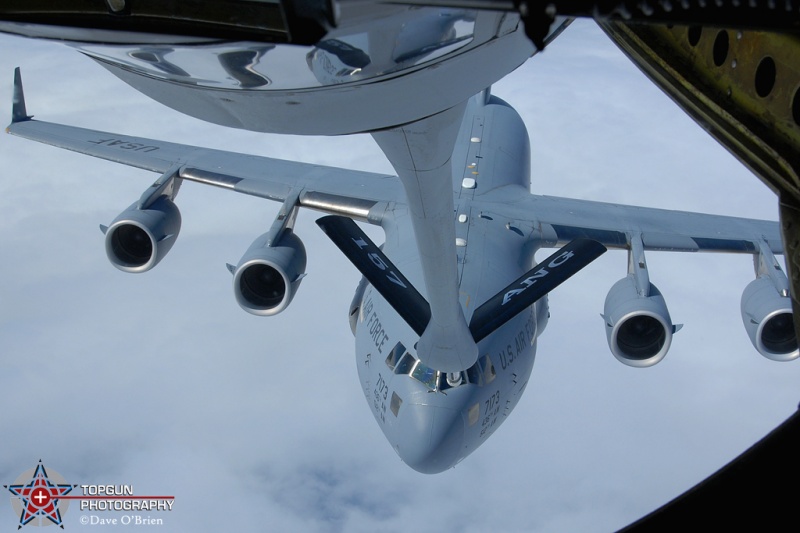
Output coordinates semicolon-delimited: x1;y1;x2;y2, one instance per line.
7;54;795;473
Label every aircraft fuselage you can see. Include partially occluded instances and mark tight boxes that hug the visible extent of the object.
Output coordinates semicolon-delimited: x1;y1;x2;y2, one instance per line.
352;94;549;473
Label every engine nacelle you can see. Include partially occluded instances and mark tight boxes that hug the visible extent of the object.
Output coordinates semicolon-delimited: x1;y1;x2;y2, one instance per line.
233;230;307;316
104;196;181;273
603;276;674;368
741;276;799;361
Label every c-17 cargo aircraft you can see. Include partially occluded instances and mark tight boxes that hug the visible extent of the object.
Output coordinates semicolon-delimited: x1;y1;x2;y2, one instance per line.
7;59;796;473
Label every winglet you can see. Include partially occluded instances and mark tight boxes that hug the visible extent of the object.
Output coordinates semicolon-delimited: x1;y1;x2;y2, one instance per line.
11;67;33;125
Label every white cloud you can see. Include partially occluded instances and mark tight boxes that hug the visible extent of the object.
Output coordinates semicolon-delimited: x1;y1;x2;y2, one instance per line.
0;18;798;533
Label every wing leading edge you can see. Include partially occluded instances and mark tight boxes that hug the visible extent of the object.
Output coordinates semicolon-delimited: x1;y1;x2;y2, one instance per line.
478;185;783;256
6;69;402;223
469;184;792;364
8;68;782;254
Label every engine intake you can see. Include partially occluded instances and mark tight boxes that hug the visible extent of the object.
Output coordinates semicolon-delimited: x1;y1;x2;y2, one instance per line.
233;230;307;316
603;275;674;368
104;196;181;273
741;276;799;361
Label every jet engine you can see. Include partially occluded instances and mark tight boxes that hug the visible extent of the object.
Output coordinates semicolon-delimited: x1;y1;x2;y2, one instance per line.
232;230;307;316
741;276;799;361
603;275;674;368
104;196;181;273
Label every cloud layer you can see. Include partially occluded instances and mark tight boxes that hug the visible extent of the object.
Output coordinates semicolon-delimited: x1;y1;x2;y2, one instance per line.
0;20;798;532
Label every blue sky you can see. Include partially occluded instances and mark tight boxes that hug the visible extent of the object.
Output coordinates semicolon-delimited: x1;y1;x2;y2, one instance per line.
1;18;799;532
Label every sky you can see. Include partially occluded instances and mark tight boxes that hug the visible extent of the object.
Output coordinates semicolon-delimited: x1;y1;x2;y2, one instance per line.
1;18;799;533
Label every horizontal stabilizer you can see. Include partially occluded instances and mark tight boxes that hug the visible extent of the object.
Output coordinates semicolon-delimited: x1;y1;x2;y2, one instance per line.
469;239;607;343
316;215;431;336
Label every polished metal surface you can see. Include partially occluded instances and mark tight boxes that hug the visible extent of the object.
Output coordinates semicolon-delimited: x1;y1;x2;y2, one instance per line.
68;6;549;135
73;8;476;91
300;191;377;220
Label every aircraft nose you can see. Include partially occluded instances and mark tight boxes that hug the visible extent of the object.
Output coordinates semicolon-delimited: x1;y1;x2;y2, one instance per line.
394;403;465;474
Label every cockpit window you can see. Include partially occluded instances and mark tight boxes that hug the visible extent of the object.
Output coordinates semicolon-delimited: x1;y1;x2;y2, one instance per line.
390;349;440;391
480;354;496;384
395;352;416;375
411;361;438;389
461;354;496;386
385;342;406;371
389;349;495;391
439;370;466;392
466;363;482;385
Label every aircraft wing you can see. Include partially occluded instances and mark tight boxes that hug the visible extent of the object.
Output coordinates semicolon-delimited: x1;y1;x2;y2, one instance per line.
6;68;782;254
480;186;783;255
7;119;782;255
7;121;783;253
7;118;402;220
6;69;401;222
